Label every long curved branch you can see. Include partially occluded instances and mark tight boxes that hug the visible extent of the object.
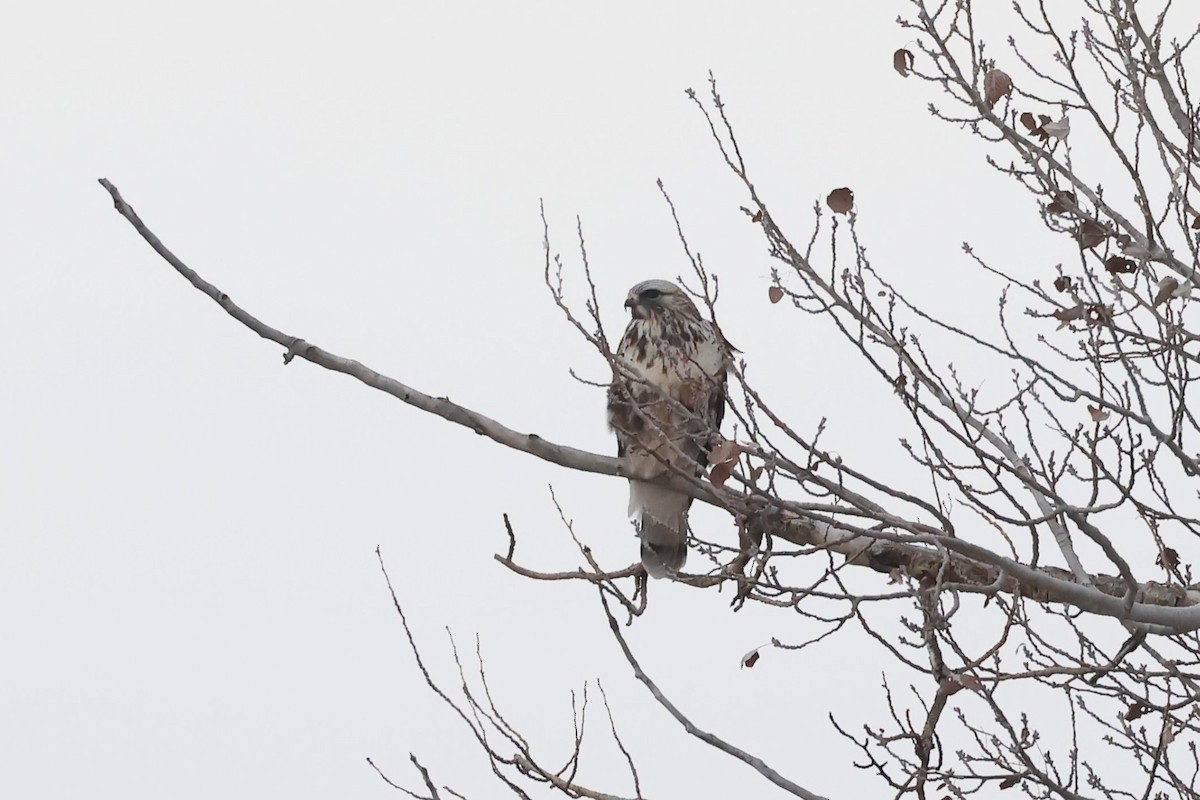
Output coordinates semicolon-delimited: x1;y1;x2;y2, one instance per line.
97;178;617;479
598;591;832;800
98;178;1200;629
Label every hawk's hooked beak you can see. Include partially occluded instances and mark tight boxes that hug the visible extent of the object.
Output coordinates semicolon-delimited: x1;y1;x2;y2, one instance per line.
624;296;645;319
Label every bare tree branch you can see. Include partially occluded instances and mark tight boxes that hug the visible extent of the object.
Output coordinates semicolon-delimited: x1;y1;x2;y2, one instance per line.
98;178;1200;633
597;590;832;800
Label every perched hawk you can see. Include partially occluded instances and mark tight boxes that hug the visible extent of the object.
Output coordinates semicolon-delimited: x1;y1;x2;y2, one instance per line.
607;279;731;578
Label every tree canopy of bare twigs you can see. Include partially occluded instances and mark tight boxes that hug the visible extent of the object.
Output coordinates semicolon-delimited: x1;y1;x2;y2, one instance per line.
101;1;1200;798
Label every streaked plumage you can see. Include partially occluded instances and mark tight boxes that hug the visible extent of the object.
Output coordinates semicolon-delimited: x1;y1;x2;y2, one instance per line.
606;279;731;578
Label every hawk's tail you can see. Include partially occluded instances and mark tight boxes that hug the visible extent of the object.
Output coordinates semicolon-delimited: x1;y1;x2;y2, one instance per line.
629;480;689;579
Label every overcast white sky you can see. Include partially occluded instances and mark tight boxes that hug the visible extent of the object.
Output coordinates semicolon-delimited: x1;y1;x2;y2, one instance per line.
2;2;1092;798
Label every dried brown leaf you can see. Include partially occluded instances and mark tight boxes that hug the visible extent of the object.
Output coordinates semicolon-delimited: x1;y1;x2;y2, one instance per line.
1046;190;1076;215
749;465;763;482
768;285;784;304
1053;276;1073;293
893;48;914;77
751;209;764;223
741;649;761;669
1053;304;1085;326
1154;277;1180;307
1075;220;1107;249
1086;404;1110;422
827;187;854;214
999;775;1021;790
1124;702;1146;721
709;461;733;488
954;674;984;693
1104;256;1137;274
983;68;1013;109
708;439;742;466
1024;113;1053;142
1157;546;1180;571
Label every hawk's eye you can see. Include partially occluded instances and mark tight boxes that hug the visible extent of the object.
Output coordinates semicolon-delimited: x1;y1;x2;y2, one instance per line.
642;289;662;300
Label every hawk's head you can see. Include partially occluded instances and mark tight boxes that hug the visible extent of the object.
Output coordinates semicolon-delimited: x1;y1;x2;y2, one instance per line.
624;279;701;321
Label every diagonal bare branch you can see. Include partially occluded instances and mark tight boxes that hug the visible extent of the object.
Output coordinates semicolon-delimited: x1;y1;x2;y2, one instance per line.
598;590;832;800
98;178;1200;630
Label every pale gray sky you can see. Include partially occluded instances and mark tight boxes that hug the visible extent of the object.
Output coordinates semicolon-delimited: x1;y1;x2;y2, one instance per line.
3;2;1078;797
